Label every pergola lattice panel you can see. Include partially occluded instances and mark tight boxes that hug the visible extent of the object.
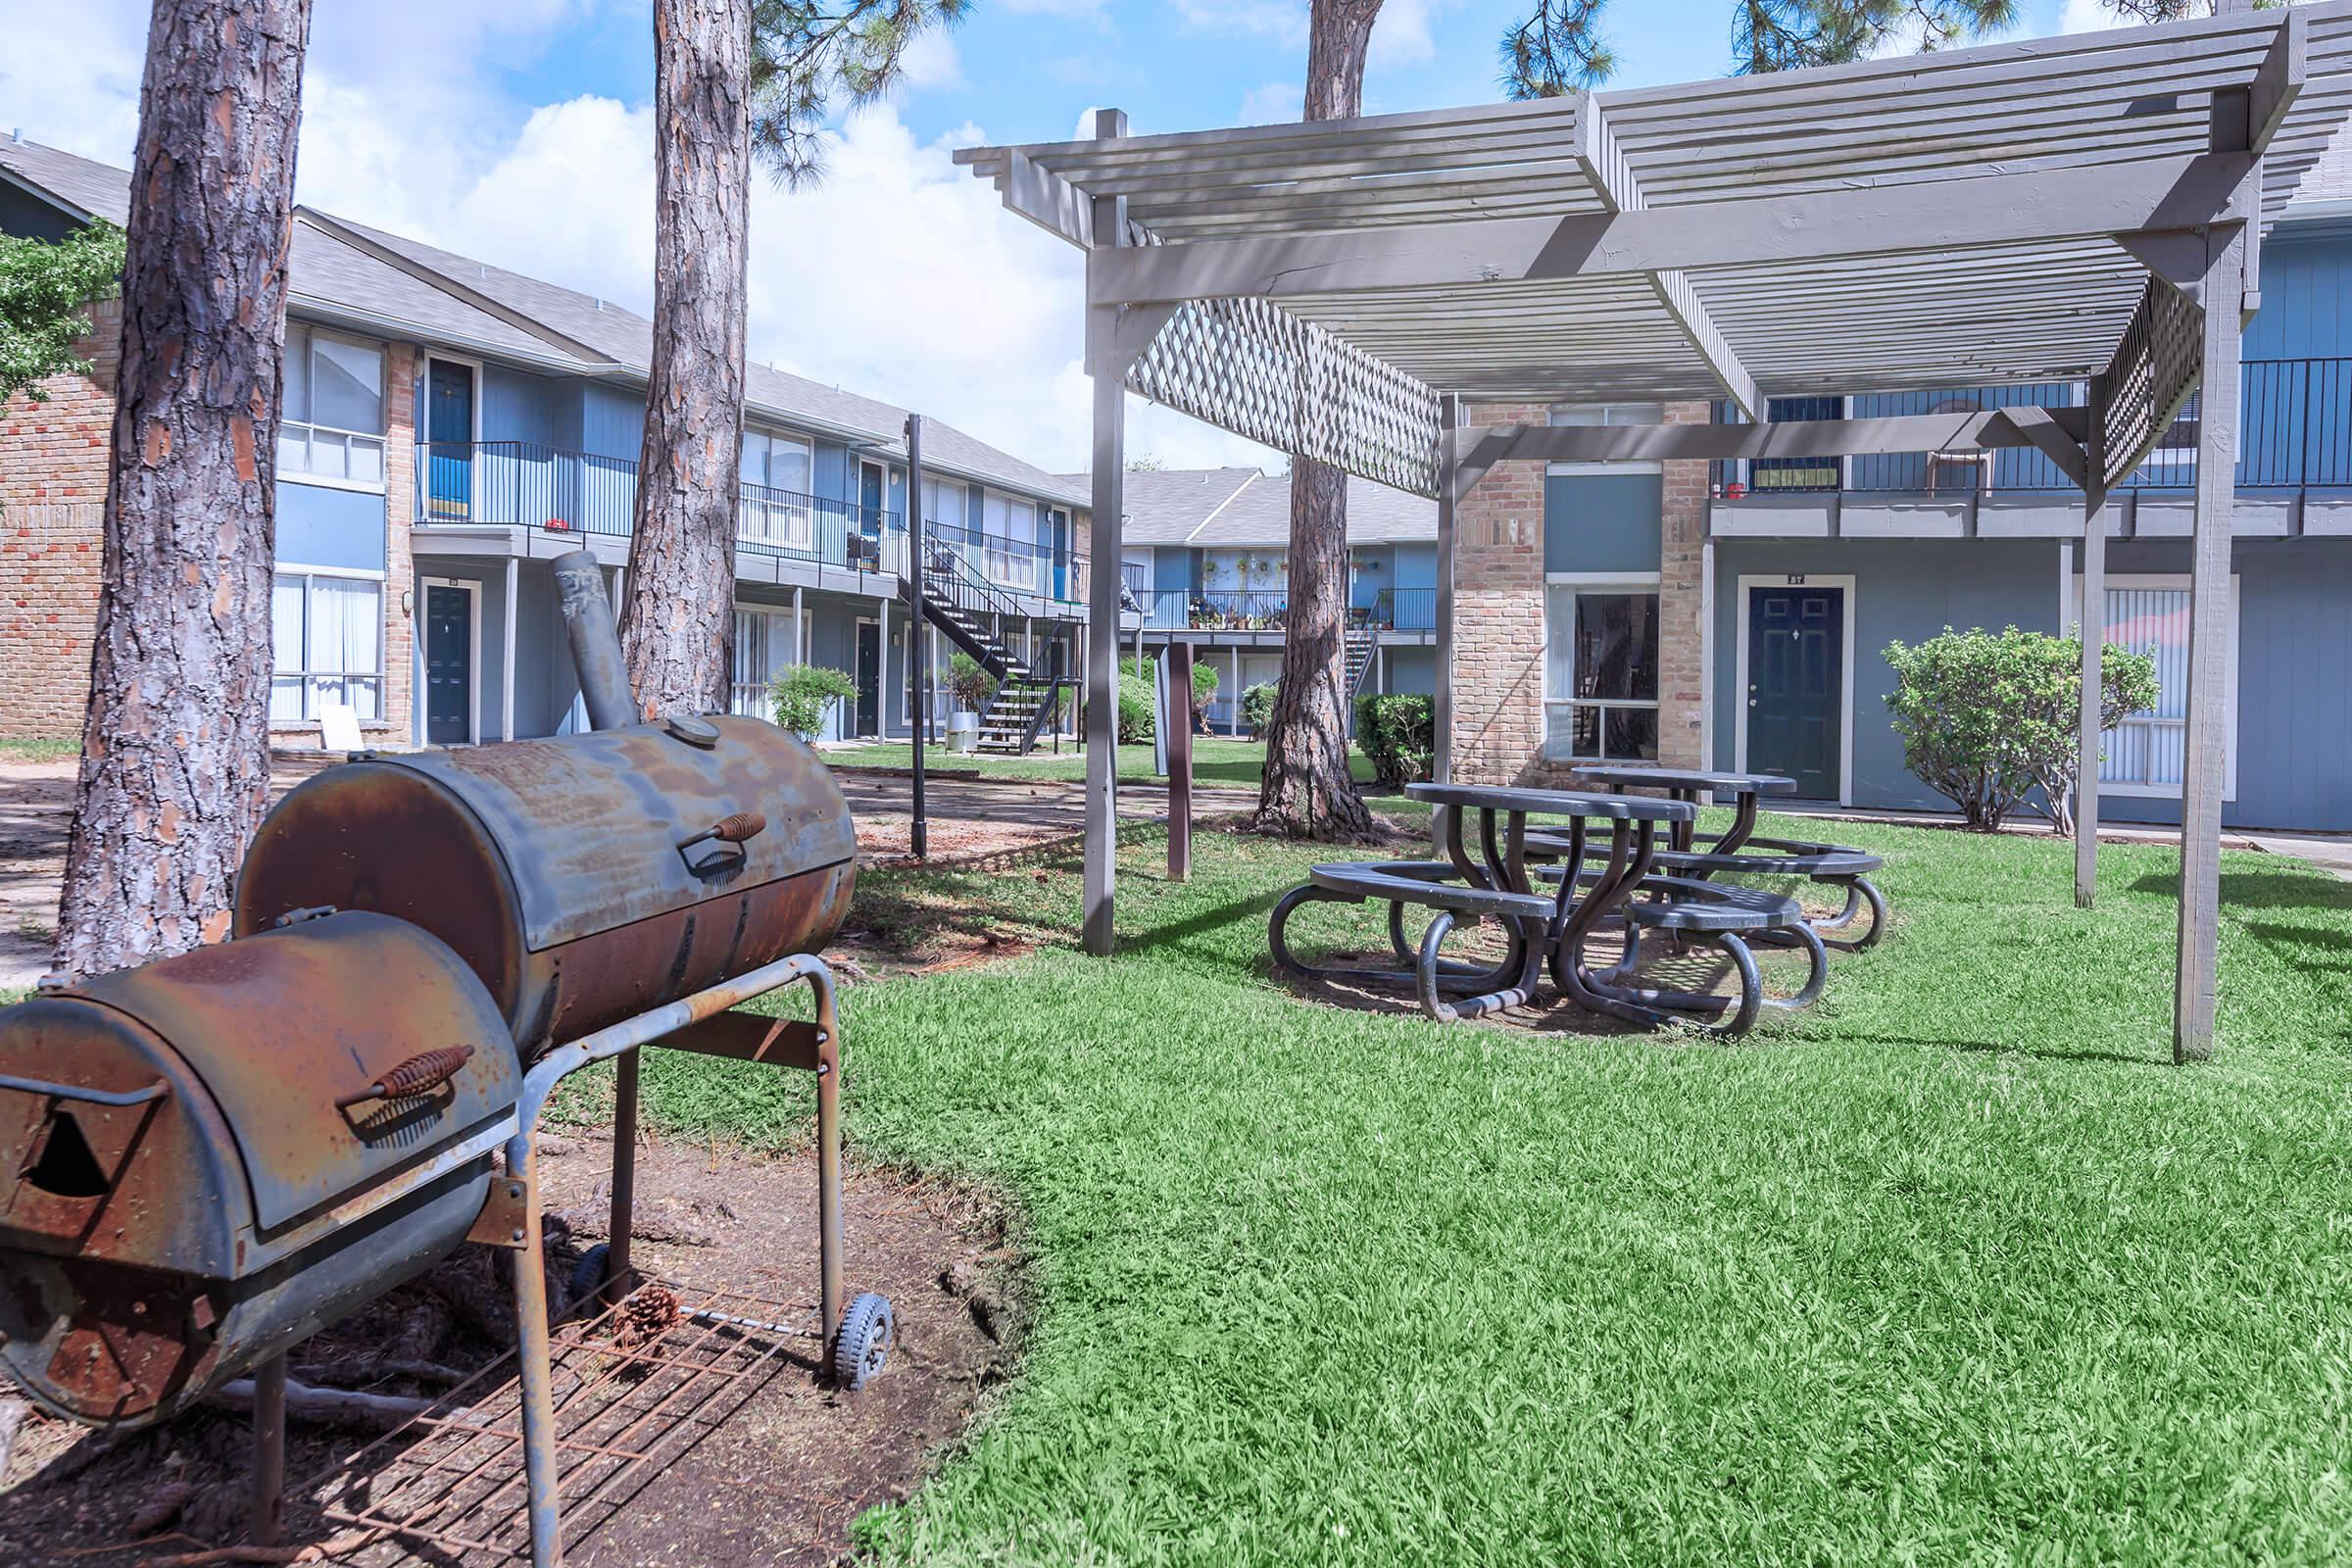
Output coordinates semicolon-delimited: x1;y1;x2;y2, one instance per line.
1127;296;1444;498
2098;276;2203;491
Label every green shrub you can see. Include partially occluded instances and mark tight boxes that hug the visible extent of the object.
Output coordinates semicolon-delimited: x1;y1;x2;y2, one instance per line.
948;651;998;712
1115;656;1154;744
1883;625;2159;833
769;662;858;740
1354;693;1435;791
1241;681;1279;736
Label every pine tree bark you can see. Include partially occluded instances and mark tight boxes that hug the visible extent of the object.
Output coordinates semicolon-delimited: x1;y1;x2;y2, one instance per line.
622;0;753;719
1254;0;1382;841
53;0;313;980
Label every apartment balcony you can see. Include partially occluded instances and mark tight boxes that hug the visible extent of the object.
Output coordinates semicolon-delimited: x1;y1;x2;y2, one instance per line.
412;440;1084;606
1706;358;2352;541
1133;585;1437;636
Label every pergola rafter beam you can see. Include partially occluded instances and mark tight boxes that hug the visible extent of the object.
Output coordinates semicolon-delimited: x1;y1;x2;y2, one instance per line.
1087;153;2258;307
1459;408;2089;469
1574;95;1762;420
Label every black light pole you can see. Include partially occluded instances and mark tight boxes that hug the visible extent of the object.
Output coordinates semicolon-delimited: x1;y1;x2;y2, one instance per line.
906;415;927;859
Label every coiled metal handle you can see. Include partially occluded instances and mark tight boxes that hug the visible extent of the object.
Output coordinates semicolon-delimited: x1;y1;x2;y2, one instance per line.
335;1044;475;1109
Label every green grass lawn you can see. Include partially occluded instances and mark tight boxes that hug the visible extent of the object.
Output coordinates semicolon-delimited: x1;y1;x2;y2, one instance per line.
528;814;2352;1561
823;735;1378;790
0;736;77;762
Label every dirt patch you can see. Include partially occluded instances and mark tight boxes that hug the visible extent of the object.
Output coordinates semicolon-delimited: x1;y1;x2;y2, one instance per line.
0;1140;1021;1567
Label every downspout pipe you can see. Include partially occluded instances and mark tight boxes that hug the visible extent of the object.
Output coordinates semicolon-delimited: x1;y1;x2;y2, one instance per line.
552;548;639;731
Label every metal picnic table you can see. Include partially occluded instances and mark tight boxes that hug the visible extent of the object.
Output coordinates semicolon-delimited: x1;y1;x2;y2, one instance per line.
1268;781;1823;1033
1566;765;1796;856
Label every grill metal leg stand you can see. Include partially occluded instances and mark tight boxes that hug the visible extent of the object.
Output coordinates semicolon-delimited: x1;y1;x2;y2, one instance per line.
493;953;855;1568
606;1049;639;1305
251;1352;287;1546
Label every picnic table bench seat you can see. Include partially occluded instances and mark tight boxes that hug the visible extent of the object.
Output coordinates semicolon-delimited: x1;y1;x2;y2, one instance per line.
1272;855;1827;1034
1524;827;1888;952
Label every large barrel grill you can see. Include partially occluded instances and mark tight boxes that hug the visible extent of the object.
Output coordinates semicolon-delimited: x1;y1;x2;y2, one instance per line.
0;552;886;1565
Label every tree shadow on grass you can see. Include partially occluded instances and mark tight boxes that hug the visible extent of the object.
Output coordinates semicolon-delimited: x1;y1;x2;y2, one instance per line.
1904;1034;2172;1069
2126;867;2352;912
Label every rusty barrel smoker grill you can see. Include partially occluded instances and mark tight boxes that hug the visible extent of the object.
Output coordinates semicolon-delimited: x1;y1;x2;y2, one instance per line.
0;551;887;1565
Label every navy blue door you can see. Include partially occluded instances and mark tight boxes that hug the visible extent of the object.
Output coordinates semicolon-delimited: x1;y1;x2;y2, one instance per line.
423;585;472;745
856;622;882;738
1746;585;1842;800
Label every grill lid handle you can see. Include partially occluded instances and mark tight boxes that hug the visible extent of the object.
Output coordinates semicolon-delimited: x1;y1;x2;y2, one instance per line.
677;812;767;876
334;1044;477;1110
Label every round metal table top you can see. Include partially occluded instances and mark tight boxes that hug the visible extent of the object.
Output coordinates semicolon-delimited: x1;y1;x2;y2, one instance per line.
1568;765;1798;796
1405;781;1696;822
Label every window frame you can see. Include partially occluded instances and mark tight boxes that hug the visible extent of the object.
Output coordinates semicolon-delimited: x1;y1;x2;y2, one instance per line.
271;565;387;726
2072;570;2239;801
279;324;390;494
1545;403;1666;477
1541;571;1664;765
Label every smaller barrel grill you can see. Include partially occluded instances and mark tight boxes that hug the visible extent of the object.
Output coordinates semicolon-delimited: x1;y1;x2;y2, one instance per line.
0;910;516;1427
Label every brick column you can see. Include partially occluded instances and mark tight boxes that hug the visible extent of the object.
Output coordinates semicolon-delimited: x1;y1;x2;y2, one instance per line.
0;298;120;739
1448;401;1555;785
1657;402;1712;769
380;344;418;745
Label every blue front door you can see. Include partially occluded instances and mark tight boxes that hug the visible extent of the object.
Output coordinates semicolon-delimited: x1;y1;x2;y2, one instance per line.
426;362;473;519
1746;584;1843;800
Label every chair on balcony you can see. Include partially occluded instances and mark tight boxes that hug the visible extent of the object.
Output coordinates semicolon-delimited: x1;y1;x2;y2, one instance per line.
1925;397;1994;495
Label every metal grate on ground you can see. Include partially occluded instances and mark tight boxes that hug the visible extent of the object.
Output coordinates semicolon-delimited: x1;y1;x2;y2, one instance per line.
300;1280;822;1562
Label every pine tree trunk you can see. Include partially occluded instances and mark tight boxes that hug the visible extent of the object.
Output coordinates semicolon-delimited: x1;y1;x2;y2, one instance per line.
1254;0;1381;841
52;0;313;980
622;0;752;719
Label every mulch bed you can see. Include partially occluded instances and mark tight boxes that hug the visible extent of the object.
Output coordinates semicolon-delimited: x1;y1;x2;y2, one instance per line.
0;1138;1021;1567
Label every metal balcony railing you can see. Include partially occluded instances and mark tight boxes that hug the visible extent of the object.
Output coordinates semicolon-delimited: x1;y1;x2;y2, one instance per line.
415;442;1082;598
1708;359;2352;498
1131;584;1437;633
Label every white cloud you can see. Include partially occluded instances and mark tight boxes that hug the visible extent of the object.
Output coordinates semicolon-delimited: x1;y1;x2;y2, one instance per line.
1238;80;1303;124
1;0;1270;478
2058;0;2140;34
898;29;966;93
1168;0;1306;48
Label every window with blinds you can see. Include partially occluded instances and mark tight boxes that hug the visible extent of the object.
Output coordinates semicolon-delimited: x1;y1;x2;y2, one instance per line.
2090;575;2234;797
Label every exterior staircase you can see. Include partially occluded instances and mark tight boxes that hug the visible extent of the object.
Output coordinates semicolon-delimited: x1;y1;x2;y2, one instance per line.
1342;616;1377;734
906;547;1067;757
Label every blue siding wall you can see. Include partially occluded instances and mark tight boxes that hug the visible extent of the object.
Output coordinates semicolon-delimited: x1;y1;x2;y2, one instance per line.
480;366;576;449
580;384;642;461
1383;645;1437;695
1545;473;1662;575
277;480;385;571
1710;539;2064;808
0;184;77;241
811;442;850;506
1392;543;1437;630
2244;222;2352;360
1350;545;1394;612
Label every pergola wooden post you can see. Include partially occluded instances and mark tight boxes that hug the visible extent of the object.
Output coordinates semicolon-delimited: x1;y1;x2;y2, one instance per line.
969;5;2350;1045
2075;377;2110;911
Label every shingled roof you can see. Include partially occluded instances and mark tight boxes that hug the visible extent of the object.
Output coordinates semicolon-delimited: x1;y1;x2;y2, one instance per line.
1082;466;1435;548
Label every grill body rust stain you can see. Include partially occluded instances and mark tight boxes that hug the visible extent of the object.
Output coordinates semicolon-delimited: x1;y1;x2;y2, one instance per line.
0;912;515;1426
232;716;858;1054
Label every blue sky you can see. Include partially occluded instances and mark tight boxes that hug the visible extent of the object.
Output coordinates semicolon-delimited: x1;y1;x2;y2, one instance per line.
5;0;2129;473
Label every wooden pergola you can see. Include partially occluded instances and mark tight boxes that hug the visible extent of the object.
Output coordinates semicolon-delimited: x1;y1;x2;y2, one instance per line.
956;1;2352;1061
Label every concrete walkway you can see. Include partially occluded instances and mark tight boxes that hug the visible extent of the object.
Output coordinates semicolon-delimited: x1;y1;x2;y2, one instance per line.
1773;800;2352;881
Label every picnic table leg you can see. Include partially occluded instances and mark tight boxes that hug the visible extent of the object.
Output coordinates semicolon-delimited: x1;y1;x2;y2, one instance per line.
1711;790;1763;857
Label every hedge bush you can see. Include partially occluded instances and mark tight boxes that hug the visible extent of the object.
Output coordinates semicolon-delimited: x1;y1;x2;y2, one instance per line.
1241;681;1279;736
1355;693;1436;791
1883;625;2159;833
769;663;858;739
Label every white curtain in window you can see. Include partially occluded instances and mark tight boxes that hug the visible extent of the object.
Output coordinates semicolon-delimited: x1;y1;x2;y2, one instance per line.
740;430;771;489
270;575;307;722
282;326;312;423
925;477;966;532
768;435;810;495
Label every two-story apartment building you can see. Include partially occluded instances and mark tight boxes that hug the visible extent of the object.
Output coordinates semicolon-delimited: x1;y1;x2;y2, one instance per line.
0;134;1089;751
1106;466;1439;731
1450;150;2352;833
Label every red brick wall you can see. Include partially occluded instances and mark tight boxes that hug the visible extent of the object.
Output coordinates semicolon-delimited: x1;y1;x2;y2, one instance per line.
0;297;118;739
1446;399;1715;783
1;304;416;747
1657;402;1711;769
1448;401;1558;785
